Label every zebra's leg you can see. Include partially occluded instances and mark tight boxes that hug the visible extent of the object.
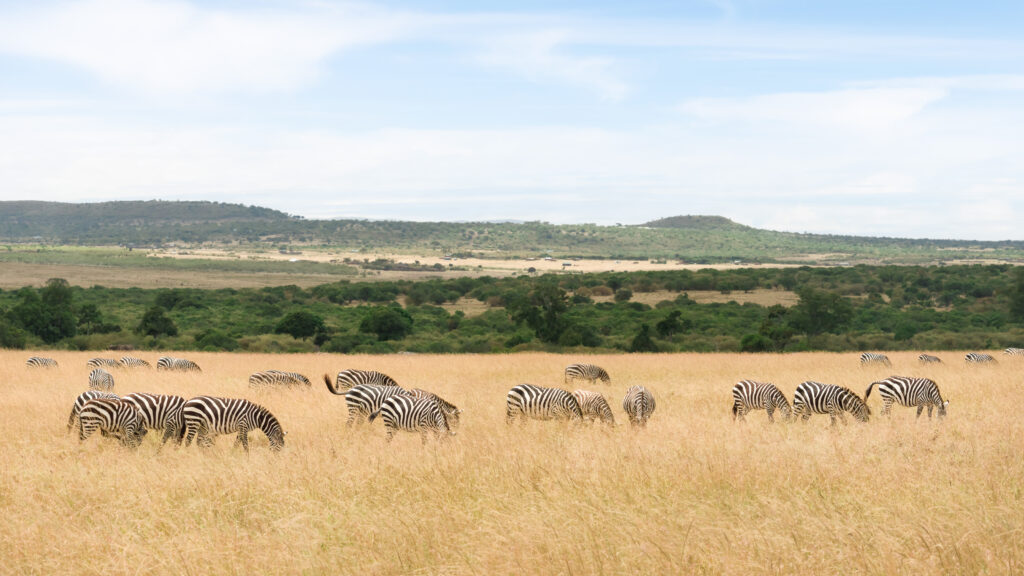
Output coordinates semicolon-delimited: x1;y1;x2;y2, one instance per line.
882;400;893;417
79;419;97;443
183;423;197;447
235;429;249;452
926;405;933;419
766;406;775;424
916;405;924;418
66;408;78;434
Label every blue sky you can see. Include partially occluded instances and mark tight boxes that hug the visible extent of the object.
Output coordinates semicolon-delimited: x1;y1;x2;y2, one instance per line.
0;0;1022;239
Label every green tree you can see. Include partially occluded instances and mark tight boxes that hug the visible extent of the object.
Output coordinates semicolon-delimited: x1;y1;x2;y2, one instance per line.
656;310;687;338
614;288;633;302
506;283;569;344
13;279;78;344
1011;268;1024;322
629;323;659;352
0;313;27;349
136;306;179;337
787;287;853;336
275;311;325;341
359;306;413;341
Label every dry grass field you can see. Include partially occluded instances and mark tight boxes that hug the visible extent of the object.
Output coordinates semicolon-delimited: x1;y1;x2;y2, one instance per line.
1;350;1022;575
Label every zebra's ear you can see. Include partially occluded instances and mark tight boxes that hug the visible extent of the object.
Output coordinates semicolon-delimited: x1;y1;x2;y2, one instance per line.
944;400;949;407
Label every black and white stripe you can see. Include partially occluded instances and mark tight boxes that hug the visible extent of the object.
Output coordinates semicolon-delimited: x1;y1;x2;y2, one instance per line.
792;381;871;425
249;370;312;389
1004;348;1024;357
865;376;948;419
88;368;115;391
324;369;399;394
506;384;583;424
119;356;152;368
121;393;187;445
918;354;942;364
342;384;410;427
572;390;615;426
731;380;791;423
622;385;656;428
859;352;892;367
965;352;996;364
87;357;120;368
157;356;202;372
564;363;611;385
405;389;461;431
78;398;144;448
182;396;285;452
67;390;119;433
369;395;454;443
26;356;58;368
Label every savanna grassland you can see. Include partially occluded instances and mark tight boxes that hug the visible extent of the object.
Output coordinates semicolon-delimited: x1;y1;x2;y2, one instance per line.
1;351;1022;575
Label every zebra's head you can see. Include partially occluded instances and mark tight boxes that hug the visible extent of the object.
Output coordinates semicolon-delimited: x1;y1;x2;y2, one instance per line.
938;400;949;419
850;397;871;423
268;428;286;452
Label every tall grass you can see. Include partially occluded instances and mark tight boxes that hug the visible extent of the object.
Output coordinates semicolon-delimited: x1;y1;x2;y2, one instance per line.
1;351;1022;575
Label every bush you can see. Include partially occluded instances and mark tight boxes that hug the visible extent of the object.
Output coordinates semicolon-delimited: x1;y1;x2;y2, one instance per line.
614;289;633;302
359;306;414;341
136;306;178;337
274;311;325;341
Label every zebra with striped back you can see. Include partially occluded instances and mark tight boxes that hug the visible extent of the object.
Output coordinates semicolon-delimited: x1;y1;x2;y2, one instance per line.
182;396;285;452
324;369;399;394
731;380;791;423
865;376;948;419
341;384;410;427
405;389;461;431
506;384;583;424
250;370;312;389
1004;348;1024;357
26;356;58;368
564;363;611;385
572;390;615;426
87;357;120;368
859;352;892;367
623;385;656;428
119;356;152;369
792;381;871;425
78;398;144;449
121;393;187;446
918;354;942;364
369;395;454;443
157;356;202;372
88;368;115;391
965;352;996;364
67;390;119;433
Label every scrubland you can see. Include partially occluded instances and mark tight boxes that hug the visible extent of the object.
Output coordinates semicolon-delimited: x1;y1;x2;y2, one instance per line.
1;351;1022;575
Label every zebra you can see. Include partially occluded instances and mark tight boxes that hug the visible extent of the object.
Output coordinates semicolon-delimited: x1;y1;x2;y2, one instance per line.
119;356;152;368
78;398;144;449
564;363;611;385
88;368;115;391
121;393;187;446
918;354;942;364
864;376;948;419
182;396;285;452
157;356;202;372
323;369;399;394
965;352;996;364
67;390;120;433
623;385;656;428
249;370;312;389
26;356;58;368
1004;348;1024;357
859;352;892;367
571;390;615;426
506;384;583;424
369;395;454;443
342;384;410;427
731;380;791;423
87;357;120;368
792;381;871;425
405;389;462;431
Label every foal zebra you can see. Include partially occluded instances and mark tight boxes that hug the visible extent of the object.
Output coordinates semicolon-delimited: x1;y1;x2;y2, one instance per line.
731;380;791;423
792;381;871;425
67;390;119;433
1004;348;1024;357
918;354;942;364
119;356;152;368
572;390;615;426
369;395;454;443
342;384;410;427
182;396;285;452
859;352;892;367
506;384;583;424
87;357;120;368
88;368;115;391
26;356;58;368
622;385;656;428
864;376;948;419
324;369;399;394
249;370;312;389
965;352;996;364
157;356;202;372
564;363;611;385
121;393;187;445
78;398;144;449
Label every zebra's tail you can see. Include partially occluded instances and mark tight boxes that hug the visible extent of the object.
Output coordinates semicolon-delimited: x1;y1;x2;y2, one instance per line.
368;409;381;423
864;381;877;400
324;373;340;395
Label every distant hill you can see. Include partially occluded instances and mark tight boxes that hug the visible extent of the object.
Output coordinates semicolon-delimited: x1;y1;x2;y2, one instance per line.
641;215;751;231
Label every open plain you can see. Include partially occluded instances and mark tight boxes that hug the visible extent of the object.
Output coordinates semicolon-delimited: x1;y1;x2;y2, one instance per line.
1;350;1022;575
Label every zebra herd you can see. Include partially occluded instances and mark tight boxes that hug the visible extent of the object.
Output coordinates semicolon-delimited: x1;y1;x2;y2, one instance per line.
508;364;656;429
858;349;1023;367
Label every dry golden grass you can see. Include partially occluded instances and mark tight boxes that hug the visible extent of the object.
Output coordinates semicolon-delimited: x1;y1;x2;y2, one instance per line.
2;350;1022;575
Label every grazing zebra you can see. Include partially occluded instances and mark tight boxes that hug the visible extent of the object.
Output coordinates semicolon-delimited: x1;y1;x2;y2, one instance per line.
731;380;791;423
622;385;656;428
78;398;144;448
405;389;462;431
121;393;187;445
249;370;312;389
182;396;285;452
1004;348;1024;357
865;376;948;419
572;390;615;426
369;395;454;443
343;384;410;427
792;381;871;425
564;363;611;385
918;354;942;364
119;356;152;368
88;368;115;391
26;356;58;368
87;357;120;368
324;369;399;394
859;352;892;367
506;384;583;424
67;390;119;433
157;356;202;372
965;352;996;364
